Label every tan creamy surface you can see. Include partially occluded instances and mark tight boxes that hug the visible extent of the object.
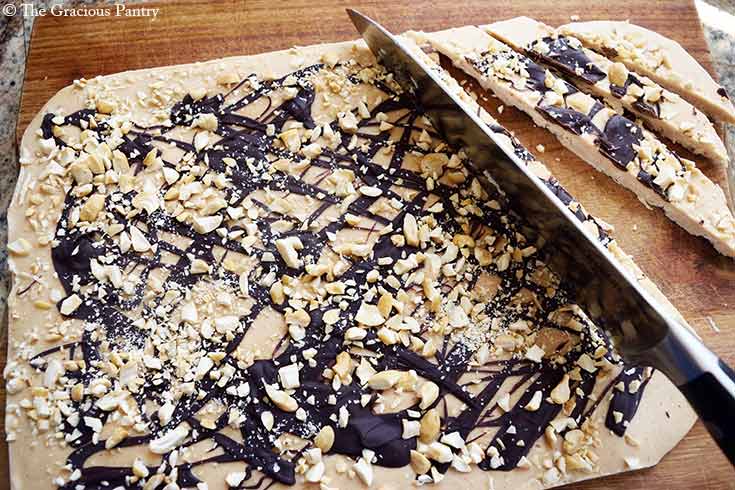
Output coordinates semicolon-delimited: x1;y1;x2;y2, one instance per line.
9;36;695;490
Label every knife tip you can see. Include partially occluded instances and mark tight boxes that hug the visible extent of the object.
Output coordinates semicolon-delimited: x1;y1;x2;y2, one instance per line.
345;8;370;34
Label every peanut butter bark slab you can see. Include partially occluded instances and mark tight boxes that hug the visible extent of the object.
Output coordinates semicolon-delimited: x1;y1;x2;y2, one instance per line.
8;36;694;490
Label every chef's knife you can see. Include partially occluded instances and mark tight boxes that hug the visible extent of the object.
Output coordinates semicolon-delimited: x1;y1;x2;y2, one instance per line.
347;8;735;465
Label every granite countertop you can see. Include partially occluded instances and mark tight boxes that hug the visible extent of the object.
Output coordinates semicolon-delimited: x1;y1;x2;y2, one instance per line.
0;0;734;319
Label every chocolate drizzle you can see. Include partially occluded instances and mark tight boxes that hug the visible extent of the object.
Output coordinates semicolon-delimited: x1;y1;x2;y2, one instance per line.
34;59;649;489
527;36;660;119
537;104;598;136
609;73;660;118
598;114;643;169
528;37;606;85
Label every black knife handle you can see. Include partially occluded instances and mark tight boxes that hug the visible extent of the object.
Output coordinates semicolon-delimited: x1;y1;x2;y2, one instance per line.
678;359;735;463
644;322;735;467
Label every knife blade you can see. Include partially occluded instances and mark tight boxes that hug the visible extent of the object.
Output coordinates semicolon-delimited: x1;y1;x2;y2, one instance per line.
347;8;735;465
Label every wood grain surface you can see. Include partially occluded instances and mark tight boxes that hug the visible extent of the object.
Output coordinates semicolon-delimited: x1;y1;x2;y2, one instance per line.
11;1;735;489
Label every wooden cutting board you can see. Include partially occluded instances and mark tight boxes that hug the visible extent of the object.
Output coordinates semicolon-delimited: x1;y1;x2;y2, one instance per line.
12;1;735;489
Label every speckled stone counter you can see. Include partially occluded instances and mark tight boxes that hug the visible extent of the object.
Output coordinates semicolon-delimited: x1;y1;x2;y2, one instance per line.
0;0;734;317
